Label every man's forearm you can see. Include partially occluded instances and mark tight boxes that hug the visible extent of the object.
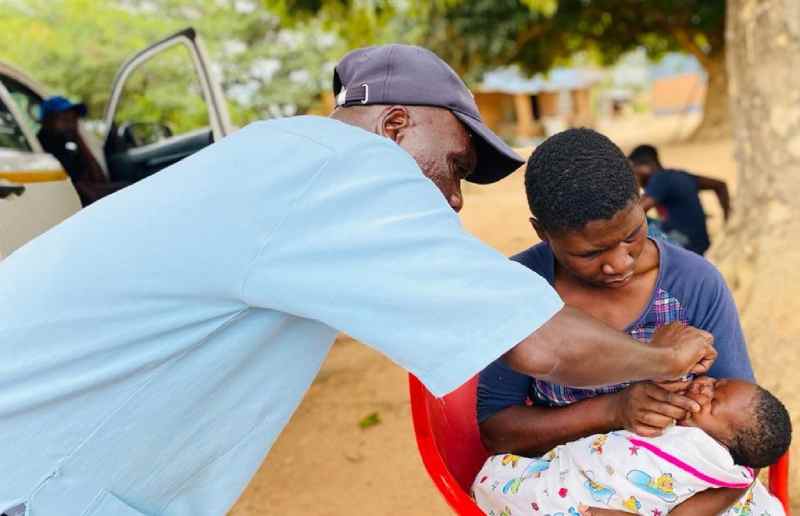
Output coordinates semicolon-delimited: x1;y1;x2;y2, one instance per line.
716;186;731;220
480;396;619;457
503;306;673;387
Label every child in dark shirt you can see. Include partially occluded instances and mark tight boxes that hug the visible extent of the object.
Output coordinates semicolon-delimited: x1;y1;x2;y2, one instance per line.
628;143;730;255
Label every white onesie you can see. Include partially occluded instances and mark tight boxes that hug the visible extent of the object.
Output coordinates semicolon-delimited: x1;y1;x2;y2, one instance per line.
473;426;783;515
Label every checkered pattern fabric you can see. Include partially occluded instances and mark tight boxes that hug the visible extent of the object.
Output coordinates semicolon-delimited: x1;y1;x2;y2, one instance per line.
530;288;687;407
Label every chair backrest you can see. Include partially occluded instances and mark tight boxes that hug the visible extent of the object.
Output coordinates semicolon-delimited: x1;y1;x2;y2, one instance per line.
409;374;486;515
409;373;792;516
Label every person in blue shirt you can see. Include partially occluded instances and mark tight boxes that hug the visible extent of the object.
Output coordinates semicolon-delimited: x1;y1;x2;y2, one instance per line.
478;129;754;516
629;144;731;255
0;47;715;516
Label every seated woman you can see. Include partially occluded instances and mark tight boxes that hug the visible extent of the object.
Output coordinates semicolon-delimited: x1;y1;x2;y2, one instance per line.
477;129;756;514
473;377;791;515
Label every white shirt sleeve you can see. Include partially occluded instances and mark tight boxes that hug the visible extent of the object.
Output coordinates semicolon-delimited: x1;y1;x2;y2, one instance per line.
241;138;563;396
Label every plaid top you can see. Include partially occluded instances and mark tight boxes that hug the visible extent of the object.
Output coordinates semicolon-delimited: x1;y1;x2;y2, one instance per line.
531;287;687;407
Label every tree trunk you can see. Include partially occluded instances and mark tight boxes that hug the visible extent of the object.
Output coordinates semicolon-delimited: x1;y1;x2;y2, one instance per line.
690;52;730;141
714;0;800;500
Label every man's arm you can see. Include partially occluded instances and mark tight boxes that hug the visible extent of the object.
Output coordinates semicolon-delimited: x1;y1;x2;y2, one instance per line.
503;307;716;388
694;174;731;221
240;135;714;396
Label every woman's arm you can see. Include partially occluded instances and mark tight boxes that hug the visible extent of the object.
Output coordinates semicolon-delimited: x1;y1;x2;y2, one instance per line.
480;381;698;456
480;396;617;456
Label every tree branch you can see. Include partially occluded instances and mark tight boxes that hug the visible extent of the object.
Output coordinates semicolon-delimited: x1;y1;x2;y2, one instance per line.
670;27;713;68
505;23;549;64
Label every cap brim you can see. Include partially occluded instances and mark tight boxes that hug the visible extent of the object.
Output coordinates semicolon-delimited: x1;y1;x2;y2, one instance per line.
453;112;524;184
70;103;88;117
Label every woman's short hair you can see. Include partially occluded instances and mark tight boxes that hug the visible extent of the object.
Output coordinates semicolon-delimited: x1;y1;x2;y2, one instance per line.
525;128;639;235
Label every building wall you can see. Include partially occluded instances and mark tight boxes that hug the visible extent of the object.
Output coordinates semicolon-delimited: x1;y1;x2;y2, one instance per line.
477;88;596;140
475;92;524;140
650;73;706;115
474;92;510;132
538;92;560;117
569;88;594;127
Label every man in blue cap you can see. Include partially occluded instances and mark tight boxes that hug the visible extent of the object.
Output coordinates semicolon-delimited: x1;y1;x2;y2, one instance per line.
0;45;715;515
37;96;124;205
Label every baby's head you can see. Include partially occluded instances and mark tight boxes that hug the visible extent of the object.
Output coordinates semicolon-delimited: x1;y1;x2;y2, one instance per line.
680;378;792;468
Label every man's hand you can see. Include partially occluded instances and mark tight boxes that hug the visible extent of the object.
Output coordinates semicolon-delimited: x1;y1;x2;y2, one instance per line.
649;322;717;380
610;381;700;437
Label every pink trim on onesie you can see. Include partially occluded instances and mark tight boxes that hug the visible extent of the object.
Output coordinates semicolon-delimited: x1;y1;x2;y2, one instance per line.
627;437;754;489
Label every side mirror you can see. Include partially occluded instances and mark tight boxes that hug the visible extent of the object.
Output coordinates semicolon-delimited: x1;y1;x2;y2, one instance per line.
117;122;173;150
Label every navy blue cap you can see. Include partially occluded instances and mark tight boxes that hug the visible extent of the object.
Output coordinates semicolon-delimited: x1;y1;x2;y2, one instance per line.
39;96;87;121
333;44;524;184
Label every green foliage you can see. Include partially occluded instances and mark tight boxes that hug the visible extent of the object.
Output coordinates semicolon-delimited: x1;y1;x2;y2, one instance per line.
0;0;344;127
0;0;178;117
358;411;381;429
0;0;725;131
267;0;724;82
410;0;724;79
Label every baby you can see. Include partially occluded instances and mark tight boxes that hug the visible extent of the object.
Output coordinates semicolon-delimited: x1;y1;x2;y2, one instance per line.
472;378;791;515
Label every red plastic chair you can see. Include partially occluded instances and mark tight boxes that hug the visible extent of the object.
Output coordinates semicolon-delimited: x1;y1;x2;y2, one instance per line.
409;374;792;515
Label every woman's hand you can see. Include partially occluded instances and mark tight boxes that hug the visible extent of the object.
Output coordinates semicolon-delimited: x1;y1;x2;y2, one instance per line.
610;381;701;436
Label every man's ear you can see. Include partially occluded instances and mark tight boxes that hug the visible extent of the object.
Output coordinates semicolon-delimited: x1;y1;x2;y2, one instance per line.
379;105;411;143
530;217;548;243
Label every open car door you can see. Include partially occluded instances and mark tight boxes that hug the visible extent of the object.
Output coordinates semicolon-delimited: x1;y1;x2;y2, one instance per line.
103;27;232;183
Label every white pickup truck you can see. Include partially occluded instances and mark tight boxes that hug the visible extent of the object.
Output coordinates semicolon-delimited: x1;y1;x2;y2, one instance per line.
0;27;232;259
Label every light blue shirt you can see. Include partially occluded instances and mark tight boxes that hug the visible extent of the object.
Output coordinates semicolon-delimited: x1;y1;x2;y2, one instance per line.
0;116;563;515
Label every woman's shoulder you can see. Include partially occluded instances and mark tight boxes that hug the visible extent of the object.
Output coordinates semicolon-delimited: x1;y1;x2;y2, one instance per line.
655;239;729;311
511;242;553;270
658;239;724;283
511;242;554;278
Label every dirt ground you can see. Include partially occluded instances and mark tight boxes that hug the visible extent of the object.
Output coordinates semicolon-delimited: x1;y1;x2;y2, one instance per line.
230;115;798;515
